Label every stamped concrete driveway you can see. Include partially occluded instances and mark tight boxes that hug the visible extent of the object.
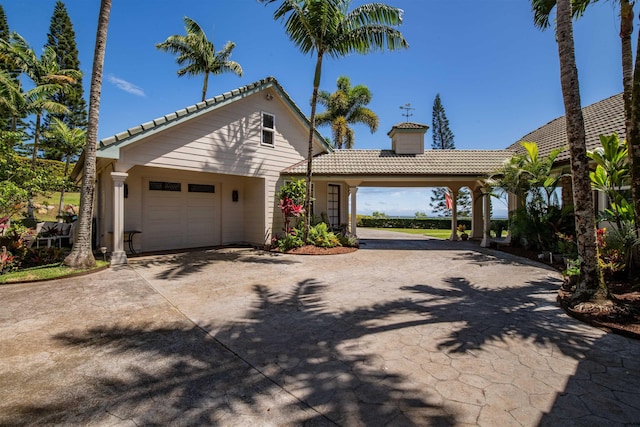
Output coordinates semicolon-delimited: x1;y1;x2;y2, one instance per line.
2;229;640;426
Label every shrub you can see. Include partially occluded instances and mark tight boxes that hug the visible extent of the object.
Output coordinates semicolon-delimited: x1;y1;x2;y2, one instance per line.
307;223;341;248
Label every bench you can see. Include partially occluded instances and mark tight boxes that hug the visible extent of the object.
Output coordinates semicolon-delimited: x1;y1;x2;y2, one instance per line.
35;222;74;248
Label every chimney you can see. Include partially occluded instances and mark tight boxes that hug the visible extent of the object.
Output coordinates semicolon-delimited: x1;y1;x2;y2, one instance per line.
388;122;429;154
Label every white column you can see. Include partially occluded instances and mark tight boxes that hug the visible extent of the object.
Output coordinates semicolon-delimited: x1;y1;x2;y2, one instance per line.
481;187;491;247
449;188;459;241
111;172;128;265
349;186;358;236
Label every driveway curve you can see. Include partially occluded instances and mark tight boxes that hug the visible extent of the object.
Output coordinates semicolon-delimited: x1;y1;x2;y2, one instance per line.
2;228;639;426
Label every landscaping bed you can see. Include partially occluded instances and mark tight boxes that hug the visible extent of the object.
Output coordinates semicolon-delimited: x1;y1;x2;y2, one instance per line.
495;244;640;339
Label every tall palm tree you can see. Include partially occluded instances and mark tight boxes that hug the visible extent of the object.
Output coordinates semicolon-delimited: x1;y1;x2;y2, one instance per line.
156;17;243;102
44;117;85;222
533;0;640;237
64;0;111;268
533;0;603;302
315;75;378;149
259;0;408;239
0;34;79;167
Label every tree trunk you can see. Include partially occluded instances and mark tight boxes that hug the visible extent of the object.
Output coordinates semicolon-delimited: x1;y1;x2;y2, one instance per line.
629;5;640;234
303;51;323;242
556;0;605;303
64;0;111;268
202;72;208;102
57;157;70;223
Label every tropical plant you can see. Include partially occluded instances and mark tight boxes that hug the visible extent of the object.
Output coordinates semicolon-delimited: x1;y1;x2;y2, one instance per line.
43;117;85;222
0;33;80;168
156;17;243;102
533;0;640;244
259;0;408;241
532;0;602;302
315;75;378;149
490;141;574;251
588;133;633;228
307;222;341;247
64;0;111;268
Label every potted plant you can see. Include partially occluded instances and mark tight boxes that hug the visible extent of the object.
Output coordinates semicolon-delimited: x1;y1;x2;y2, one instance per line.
458;224;469;241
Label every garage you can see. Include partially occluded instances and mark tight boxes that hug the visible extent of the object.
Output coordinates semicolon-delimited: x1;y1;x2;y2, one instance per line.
142;179;221;252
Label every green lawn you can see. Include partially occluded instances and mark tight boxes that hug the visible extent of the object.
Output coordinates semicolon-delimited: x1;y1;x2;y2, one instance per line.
372;227;458;239
32;192;80;222
0;260;109;284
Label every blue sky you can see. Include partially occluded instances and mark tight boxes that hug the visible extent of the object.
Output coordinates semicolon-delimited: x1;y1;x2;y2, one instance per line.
3;0;627;217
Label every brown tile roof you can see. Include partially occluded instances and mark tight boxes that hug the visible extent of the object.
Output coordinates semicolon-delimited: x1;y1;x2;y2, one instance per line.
282;149;514;177
507;93;624;163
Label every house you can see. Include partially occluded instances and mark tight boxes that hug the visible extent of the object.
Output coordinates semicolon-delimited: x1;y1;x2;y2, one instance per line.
506;93;625;211
77;76;622;265
78;77;512;265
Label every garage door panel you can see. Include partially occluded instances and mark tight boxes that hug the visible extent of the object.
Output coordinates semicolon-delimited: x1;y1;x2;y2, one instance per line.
143;178;220;252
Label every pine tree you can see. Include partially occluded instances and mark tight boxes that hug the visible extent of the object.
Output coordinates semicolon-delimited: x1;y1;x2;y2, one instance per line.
429;94;472;217
0;4;20;132
43;0;87;160
431;94;454;150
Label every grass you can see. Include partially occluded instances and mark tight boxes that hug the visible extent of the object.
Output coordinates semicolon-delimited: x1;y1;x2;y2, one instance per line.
32;192;80;222
372;227;461;239
0;260;109;284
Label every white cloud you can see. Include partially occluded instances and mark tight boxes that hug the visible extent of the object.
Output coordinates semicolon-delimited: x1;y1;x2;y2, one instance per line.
107;74;146;97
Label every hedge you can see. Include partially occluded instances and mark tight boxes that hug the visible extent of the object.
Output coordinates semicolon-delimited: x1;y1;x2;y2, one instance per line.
358;217;509;232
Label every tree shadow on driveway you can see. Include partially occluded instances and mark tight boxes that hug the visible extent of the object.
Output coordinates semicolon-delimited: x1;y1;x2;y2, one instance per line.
8;279;454;426
130;247;299;281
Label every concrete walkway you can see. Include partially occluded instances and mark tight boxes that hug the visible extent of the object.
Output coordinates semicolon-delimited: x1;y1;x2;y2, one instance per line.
1;229;639;426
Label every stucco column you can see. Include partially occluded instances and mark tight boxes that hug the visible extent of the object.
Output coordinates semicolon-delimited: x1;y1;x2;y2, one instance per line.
449;188;459;241
349;186;358;236
111;172;128;265
471;187;483;239
481;187;491;247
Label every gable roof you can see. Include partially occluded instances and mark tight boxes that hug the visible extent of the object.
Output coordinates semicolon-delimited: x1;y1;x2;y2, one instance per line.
72;77;331;174
282;149;513;177
506;93;624;163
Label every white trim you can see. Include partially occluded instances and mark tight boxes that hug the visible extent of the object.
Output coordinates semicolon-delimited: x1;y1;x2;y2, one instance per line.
261;111;275;147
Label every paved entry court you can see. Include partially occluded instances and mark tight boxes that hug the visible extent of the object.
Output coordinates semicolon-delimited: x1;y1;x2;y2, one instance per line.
1;229;639;426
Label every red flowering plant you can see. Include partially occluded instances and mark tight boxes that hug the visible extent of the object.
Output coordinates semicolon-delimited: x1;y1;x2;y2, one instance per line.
596;227;626;278
274;180;307;251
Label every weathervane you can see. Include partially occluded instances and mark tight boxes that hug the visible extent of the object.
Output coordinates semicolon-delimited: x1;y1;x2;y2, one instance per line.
399;103;415;122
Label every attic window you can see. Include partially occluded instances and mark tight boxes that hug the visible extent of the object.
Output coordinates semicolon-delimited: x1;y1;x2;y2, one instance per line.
262;112;275;146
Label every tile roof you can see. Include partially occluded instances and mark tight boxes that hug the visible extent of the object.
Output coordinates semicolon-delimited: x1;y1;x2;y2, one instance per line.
282;149;514;177
506;93;624;163
97;76;330;151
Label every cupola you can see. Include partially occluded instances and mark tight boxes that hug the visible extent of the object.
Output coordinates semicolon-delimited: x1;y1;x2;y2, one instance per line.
388;122;429;154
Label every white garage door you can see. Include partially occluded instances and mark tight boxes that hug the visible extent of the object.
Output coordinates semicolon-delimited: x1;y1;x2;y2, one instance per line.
143;179;220;251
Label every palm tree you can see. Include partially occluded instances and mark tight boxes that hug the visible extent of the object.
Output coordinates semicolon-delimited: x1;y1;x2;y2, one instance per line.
259;0;408;239
533;0;603;302
156;17;243;102
44;117;85;222
315;75;378;149
0;34;79;166
532;0;640;237
64;0;111;268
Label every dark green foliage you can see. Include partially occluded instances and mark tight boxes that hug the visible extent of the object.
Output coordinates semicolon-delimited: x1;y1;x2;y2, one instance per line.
42;0;87;160
359;217;474;230
0;5;8;41
432;94;454;150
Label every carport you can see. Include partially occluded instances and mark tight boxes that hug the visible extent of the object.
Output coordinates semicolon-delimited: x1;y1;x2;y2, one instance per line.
282;123;515;246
